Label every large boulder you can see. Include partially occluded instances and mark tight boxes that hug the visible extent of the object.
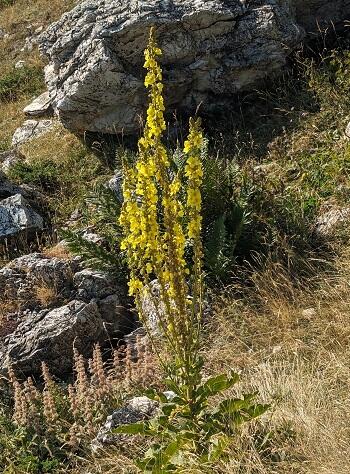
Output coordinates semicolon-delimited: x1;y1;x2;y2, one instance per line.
38;0;305;136
0;252;132;377
0;300;107;377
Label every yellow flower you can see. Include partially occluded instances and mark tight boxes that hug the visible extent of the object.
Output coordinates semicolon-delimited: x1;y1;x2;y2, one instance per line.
119;27;204;361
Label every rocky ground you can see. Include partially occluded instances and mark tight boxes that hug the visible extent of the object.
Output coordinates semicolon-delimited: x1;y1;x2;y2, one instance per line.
0;1;350;473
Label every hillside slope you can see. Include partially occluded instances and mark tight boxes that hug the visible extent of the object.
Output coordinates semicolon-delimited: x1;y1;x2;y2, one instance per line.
0;1;349;474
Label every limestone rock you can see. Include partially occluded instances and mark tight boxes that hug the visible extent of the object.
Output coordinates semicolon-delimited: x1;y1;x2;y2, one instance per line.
73;268;117;300
0;194;44;240
23;92;53;117
0;149;26;173
108;171;123;202
0;300;108;377
345;121;350;138
0;251;131;375
38;0;304;136
315;206;350;237
14;60;26;69
12;120;53;146
92;396;158;450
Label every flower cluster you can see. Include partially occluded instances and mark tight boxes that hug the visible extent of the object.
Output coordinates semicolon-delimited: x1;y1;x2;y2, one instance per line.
119;28;204;362
184;118;204;241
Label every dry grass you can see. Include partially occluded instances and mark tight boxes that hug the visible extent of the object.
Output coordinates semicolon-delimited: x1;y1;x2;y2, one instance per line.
0;97;29;147
0;0;78;147
43;243;72;261
15;122;109;223
35;282;58;307
202;245;350;474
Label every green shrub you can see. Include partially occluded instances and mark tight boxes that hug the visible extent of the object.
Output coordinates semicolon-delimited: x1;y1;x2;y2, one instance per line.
9;160;60;192
0;66;44;102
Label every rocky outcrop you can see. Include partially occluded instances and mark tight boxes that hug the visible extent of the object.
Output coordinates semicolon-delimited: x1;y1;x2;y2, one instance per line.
0;253;132;377
1;300;107;377
0;172;46;245
0;194;44;240
38;0;304;136
37;0;350;138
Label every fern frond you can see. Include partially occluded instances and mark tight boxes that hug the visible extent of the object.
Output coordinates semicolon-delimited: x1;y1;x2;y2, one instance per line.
61;228;125;277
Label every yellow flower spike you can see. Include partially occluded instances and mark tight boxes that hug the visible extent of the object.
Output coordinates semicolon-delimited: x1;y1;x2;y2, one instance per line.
119;27;204;391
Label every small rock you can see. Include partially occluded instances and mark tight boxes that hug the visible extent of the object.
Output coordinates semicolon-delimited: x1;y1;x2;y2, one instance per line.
0;149;25;173
73;269;116;300
315;206;350;237
23;92;53;117
345;122;350;138
108;171;123;202
14;60;26;69
92;396;158;450
302;308;316;318
81;230;104;244
12;120;53;146
0;194;44;239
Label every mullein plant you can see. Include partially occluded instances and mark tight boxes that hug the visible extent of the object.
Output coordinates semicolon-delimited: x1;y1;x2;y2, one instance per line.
117;28;268;473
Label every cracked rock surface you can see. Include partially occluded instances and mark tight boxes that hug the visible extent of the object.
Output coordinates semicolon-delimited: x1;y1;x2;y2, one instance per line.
0;252;132;378
38;0;305;136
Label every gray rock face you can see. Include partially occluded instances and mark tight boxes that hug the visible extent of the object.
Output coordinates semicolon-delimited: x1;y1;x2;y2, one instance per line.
315;206;350;237
23;92;53;117
73;268;117;300
12;119;53;146
38;0;304;136
0;194;44;239
0;252;131;377
0;253;78;306
0;149;26;174
0;300;107;377
92;396;158;450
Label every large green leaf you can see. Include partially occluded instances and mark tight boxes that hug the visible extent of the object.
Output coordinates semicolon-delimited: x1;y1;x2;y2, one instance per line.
218;394;256;414
114;422;153;436
197;371;239;400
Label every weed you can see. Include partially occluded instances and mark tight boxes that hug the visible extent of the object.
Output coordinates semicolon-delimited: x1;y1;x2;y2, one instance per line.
0;66;44;102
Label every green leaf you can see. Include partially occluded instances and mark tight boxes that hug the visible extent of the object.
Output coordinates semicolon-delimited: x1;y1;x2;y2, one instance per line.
114;422;153;436
218;394;256;415
245;403;270;419
207;434;231;462
161;403;177;416
197;371;239;400
144;388;167;403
